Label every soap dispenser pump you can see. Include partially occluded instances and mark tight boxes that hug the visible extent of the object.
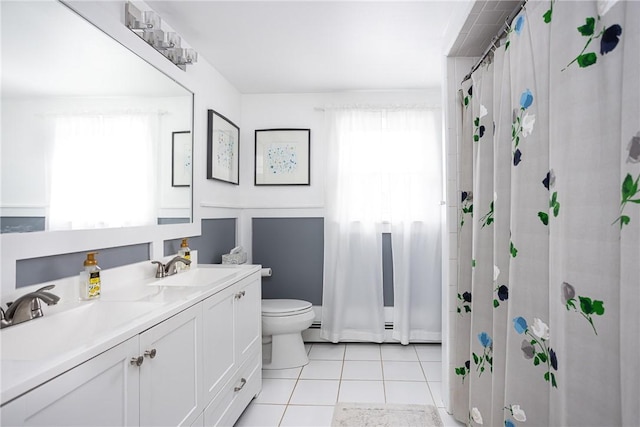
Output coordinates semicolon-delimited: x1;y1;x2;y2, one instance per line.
178;238;191;271
79;252;101;300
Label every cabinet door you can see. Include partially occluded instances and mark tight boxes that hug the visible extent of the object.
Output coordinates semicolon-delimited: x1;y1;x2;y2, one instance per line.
1;337;139;427
235;277;261;365
139;305;202;427
201;285;236;404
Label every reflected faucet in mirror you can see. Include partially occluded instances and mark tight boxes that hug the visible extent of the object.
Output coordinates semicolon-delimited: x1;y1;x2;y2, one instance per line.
0;285;60;329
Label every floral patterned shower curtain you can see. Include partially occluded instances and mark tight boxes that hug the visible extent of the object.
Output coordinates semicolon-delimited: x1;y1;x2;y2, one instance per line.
452;1;639;426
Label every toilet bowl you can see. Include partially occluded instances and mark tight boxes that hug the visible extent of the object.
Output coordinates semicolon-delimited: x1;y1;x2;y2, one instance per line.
262;299;314;370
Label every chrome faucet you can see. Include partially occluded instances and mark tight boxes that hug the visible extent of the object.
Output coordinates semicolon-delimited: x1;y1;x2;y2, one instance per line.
0;285;60;329
151;256;191;278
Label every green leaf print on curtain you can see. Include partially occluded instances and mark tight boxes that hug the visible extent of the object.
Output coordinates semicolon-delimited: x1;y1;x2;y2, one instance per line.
613;172;640;229
562;16;623;71
562;282;605;335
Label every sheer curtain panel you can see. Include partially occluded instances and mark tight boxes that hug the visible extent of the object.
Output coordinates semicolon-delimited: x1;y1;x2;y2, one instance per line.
321;107;442;344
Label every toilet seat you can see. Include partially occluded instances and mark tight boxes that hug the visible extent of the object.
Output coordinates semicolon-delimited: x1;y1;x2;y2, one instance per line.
262;299;312;317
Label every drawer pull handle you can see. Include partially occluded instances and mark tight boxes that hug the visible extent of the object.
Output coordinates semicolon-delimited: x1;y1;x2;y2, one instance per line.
130;356;144;366
144;348;157;359
234;378;247;392
235;291;246;299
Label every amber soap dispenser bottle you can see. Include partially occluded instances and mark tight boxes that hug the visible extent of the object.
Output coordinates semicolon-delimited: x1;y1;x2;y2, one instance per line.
79;251;101;300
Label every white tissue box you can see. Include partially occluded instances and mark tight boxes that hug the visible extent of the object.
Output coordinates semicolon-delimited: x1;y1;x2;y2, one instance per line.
222;252;247;264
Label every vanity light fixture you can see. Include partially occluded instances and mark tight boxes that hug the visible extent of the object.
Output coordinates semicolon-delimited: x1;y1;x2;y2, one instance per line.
125;2;197;71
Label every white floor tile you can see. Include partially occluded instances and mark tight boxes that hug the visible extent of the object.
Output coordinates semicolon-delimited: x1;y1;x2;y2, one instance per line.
428;381;444;408
382;361;426;381
289;380;340;405
341;360;383;380
299;360;343;380
235;403;286;427
438;408;466;426
254;379;297;404
307;343;345;360
344;343;381;361
384;381;434;405
421;361;443;381
279;405;335;427
381;344;419;361
262;367;302;379
305;343;312;354
415;344;442;362
338;380;385;404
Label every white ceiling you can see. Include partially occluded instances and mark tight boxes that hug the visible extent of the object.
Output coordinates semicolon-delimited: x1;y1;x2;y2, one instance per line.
147;0;476;94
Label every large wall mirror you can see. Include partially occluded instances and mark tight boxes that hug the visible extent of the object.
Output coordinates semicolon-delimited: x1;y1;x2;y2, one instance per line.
1;0;194;234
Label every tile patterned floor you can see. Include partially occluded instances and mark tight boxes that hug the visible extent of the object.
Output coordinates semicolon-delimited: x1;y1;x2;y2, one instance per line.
235;343;464;427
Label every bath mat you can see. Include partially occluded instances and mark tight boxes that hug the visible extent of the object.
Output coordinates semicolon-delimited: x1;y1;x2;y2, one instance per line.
331;402;443;427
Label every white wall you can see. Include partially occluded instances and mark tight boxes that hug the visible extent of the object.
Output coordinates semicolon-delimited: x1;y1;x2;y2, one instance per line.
0;0;243;293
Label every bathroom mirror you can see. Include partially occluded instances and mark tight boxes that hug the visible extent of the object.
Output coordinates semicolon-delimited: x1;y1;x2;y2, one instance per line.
0;1;194;233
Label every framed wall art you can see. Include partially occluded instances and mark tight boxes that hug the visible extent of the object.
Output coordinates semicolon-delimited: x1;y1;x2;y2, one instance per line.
172;131;192;187
207;109;239;184
255;128;311;186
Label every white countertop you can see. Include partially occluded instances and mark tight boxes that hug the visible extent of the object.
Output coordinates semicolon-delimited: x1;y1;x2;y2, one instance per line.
0;263;260;405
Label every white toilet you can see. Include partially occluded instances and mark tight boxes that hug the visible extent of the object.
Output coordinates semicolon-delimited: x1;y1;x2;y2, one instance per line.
261;299;314;370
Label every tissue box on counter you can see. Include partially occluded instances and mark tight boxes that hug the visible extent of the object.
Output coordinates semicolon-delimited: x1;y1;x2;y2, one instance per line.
222;246;247;264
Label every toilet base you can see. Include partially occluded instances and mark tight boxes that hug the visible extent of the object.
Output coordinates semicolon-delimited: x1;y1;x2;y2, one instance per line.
262;332;309;370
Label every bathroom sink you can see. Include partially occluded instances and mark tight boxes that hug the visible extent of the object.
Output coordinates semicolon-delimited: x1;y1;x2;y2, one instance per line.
0;301;163;361
148;266;242;287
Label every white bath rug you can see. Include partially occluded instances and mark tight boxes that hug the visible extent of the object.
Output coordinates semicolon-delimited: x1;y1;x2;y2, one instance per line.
331;402;443;427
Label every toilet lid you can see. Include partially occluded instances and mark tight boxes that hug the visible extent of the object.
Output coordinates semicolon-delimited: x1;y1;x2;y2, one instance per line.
262;299;312;315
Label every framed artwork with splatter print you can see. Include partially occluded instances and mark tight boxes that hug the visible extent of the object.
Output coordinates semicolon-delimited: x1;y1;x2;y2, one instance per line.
255;128;310;186
207;109;239;185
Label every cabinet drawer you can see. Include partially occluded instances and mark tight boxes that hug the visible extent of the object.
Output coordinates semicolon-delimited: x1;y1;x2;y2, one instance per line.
203;351;261;427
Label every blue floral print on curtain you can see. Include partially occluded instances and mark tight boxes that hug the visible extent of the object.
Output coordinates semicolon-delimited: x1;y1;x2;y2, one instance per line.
464;85;473;108
455;359;471;383
493;265;509;308
473;332;494;375
461;191;474;227
562;16;622;71
538;170;560;225
505;14;526;50
562;282;605;335
504;404;527;427
513;316;558;387
512;89;535;166
457;291;472;314
474;105;488;142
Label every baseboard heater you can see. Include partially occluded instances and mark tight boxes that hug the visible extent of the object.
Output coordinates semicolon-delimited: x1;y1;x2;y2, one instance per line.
308;321;395;330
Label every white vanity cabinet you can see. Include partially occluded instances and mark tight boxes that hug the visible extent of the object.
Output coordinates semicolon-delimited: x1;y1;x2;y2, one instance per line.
1;268;262;427
1;336;141;426
139;305;202;427
202;275;262;426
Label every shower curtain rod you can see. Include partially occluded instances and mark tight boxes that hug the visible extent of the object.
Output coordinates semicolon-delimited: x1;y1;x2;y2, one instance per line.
461;0;527;83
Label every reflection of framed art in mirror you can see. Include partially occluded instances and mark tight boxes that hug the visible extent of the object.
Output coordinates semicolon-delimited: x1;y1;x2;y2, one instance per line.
172;131;192;187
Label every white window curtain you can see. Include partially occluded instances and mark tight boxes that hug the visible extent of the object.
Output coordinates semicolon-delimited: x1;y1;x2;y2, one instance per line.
321;106;442;344
49;113;158;230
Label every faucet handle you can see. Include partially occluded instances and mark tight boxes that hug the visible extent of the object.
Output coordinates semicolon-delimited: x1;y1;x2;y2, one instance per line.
151;261;165;278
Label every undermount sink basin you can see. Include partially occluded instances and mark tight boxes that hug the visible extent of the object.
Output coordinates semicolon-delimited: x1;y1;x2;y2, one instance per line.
1;301;163;361
148;266;242;287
